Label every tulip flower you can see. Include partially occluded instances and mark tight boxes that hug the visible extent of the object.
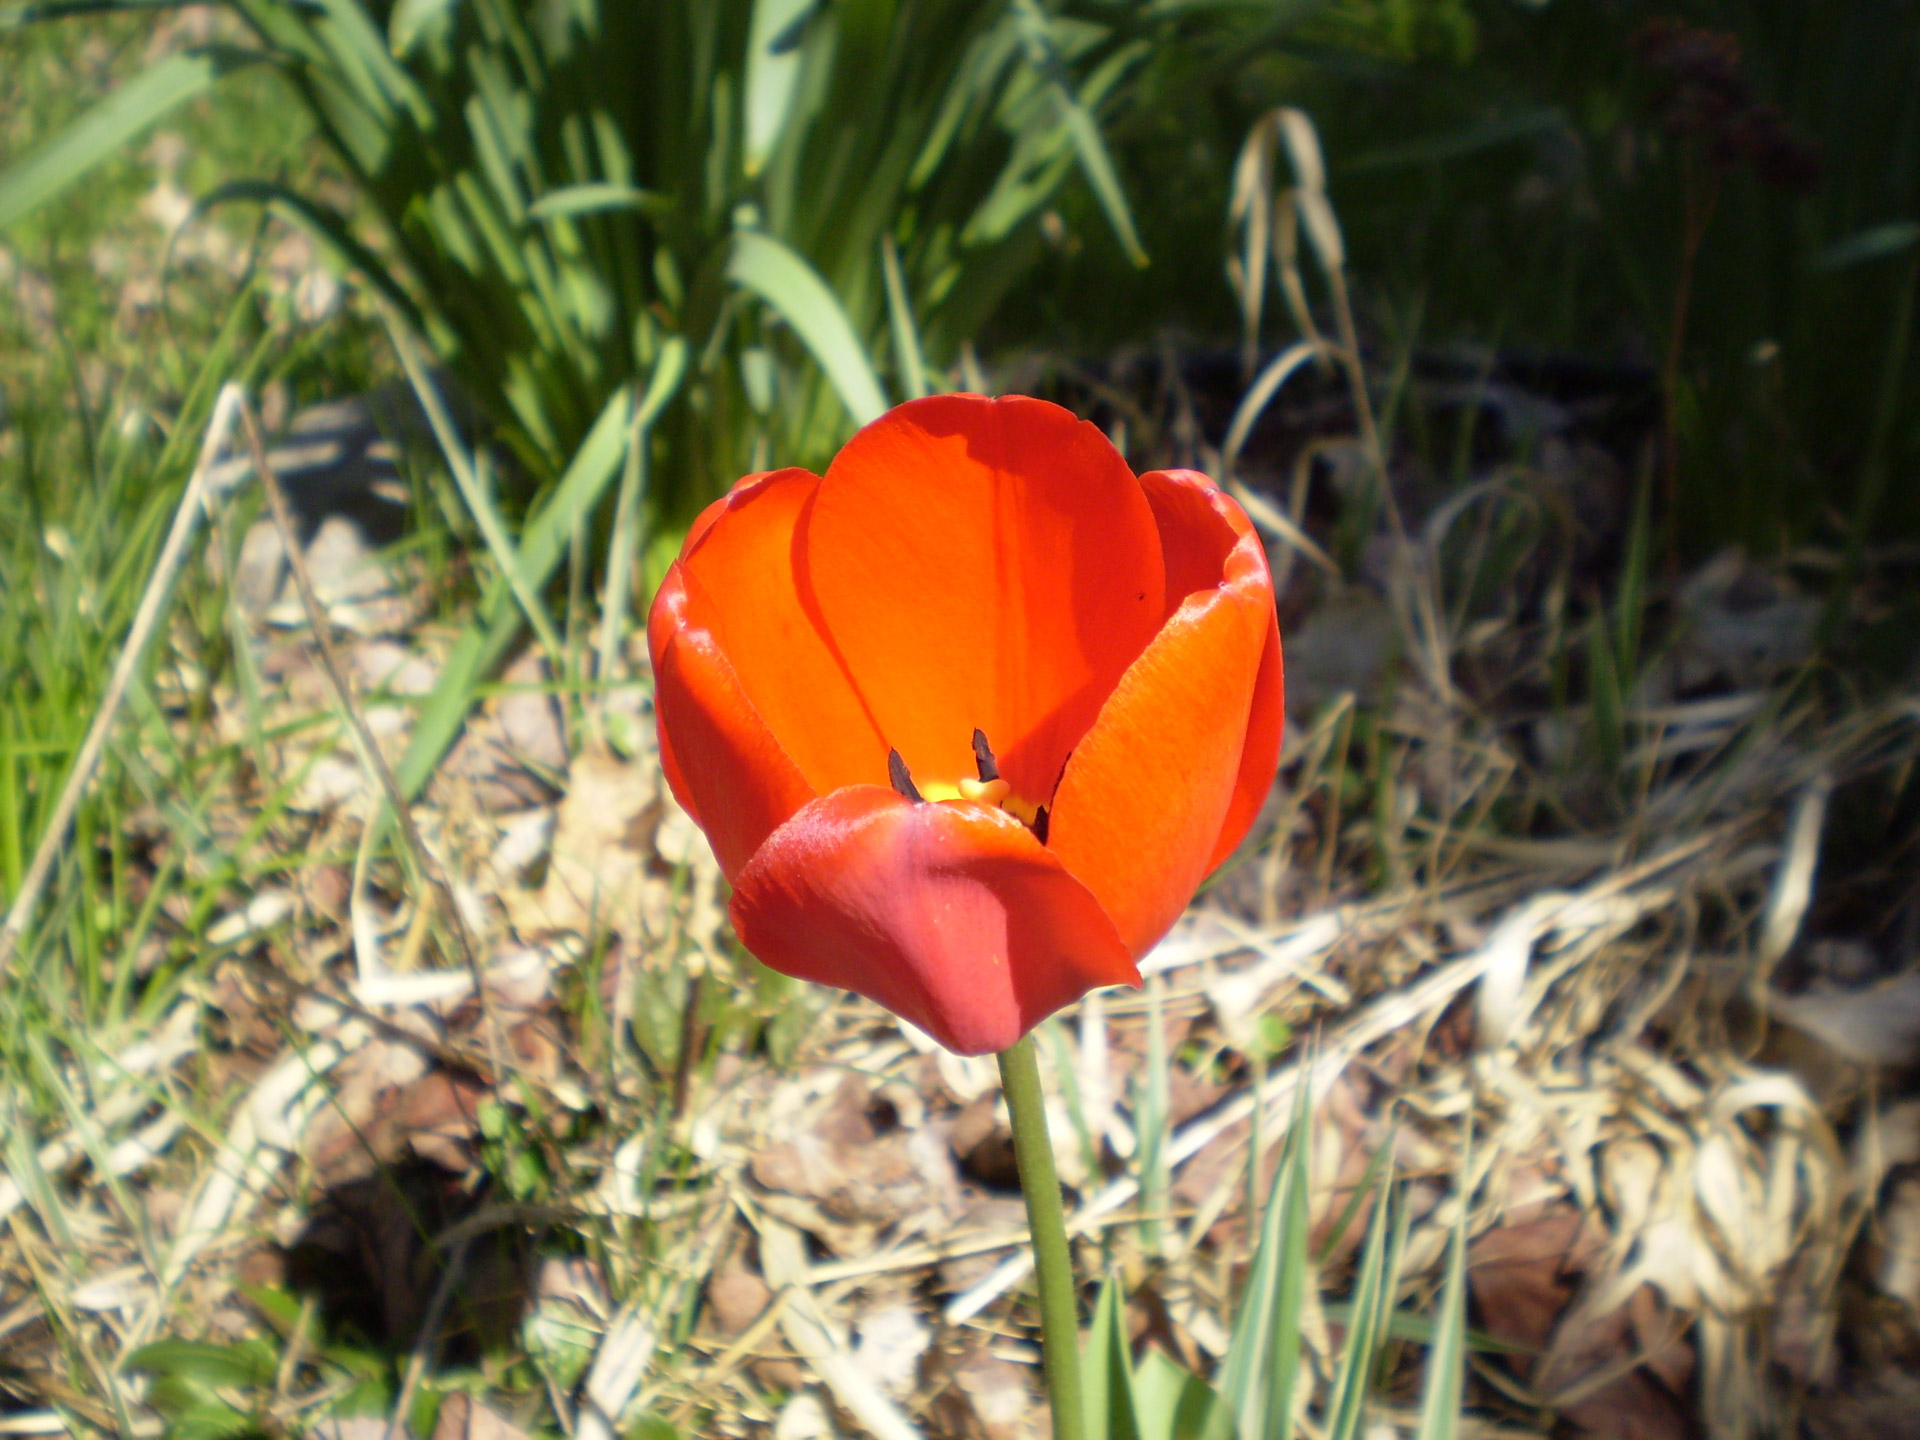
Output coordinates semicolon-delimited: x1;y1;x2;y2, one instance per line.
648;393;1283;1056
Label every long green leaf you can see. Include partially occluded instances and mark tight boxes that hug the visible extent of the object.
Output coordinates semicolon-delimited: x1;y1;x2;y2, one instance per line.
743;0;814;176
1010;0;1148;266
596;337;690;694
1323;1156;1407;1440
395;386;633;799
0;50;244;232
1413;1128;1473;1440
881;233;929;402
1204;1068;1313;1440
1083;1274;1143;1440
196;179;422;323
1810;220;1920;272
387;0;457;57
727;229;888;426
528;183;675;221
386;318;567;666
1133;1350;1215;1440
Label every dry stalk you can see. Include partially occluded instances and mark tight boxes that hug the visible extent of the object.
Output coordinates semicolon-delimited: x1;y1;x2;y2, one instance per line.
235;394;510;1084
384;1233;474;1440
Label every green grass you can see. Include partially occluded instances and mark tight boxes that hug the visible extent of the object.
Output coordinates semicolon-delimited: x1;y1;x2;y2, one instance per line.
3;6;1917;1439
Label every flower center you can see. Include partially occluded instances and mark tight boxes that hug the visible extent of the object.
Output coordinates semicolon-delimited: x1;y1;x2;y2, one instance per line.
886;730;1049;839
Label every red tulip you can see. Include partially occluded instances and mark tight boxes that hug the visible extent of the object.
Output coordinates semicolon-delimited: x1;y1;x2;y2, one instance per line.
648;394;1283;1055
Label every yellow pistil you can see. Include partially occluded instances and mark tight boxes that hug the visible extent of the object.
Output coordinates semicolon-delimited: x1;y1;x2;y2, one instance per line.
920;775;1037;825
889;732;1047;838
959;776;1011;806
997;792;1042;827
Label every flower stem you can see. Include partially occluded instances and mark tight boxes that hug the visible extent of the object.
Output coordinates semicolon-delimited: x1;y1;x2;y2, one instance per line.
997;1034;1084;1440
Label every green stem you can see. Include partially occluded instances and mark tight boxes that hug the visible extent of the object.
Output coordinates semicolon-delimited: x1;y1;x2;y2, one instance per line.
998;1034;1085;1440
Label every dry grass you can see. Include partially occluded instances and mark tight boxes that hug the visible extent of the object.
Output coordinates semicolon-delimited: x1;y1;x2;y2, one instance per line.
1;360;1915;1440
5;81;1920;1440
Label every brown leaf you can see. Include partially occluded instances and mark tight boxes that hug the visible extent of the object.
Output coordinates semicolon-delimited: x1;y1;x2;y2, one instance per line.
1805;1365;1920;1440
934;1349;1045;1440
1539;1289;1694;1440
750;1076;960;1254
951;1094;1017;1190
937;1196;1031;1294
708;1268;775;1336
1469;1207;1601;1364
505;747;658;939
437;649;566;810
1472;1204;1690;1440
431;1393;530;1440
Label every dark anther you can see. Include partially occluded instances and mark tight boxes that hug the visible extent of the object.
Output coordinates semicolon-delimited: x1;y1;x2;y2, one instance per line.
888;748;924;803
971;728;1000;783
1032;805;1050;845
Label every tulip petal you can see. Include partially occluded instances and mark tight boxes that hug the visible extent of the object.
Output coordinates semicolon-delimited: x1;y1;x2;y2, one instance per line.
1048;471;1278;955
650;565;817;880
802;394;1166;804
1210;609;1284;868
1137;470;1287;870
668;467;890;795
730;786;1140;1055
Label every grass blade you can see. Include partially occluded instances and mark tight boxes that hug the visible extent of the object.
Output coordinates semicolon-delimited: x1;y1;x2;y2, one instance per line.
596;337;690;700
394;384;634;799
728;230;888;427
744;0;813;177
1083;1273;1142;1440
197;179;422;323
0;50;236;231
881;234;929;403
385;318;567;668
1323;1151;1406;1440
1414;1126;1473;1440
528;183;675;221
1010;0;1147;267
1203;1064;1313;1440
1138;974;1171;1255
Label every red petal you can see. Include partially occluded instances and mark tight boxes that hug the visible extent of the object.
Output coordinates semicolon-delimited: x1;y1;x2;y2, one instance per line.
666;467;889;795
730;787;1140;1055
1211;609;1284;868
802;395;1165;803
1137;470;1286;869
650;564;816;880
1047;470;1278;954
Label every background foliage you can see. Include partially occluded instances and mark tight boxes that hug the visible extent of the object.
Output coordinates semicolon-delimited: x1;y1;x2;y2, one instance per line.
2;1;1919;1436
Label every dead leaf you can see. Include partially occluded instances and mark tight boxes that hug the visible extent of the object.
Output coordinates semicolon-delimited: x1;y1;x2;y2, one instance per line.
310;1420;413;1440
852;1304;931;1400
1804;1366;1920;1440
1537;1287;1694;1440
773;1391;840;1440
708;1269;775;1336
1769;974;1920;1066
304;1061;485;1191
1469;1207;1602;1367
937;1196;1031;1294
1878;1174;1920;1315
936;1349;1044;1440
750;1076;961;1256
505;747;658;940
432;1394;530;1440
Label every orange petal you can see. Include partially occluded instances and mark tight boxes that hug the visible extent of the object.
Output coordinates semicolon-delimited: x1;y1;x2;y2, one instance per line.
670;467;890;795
1210;608;1284;869
1047;470;1278;954
650;564;817;880
730;786;1140;1056
1136;469;1286;869
802;394;1165;803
